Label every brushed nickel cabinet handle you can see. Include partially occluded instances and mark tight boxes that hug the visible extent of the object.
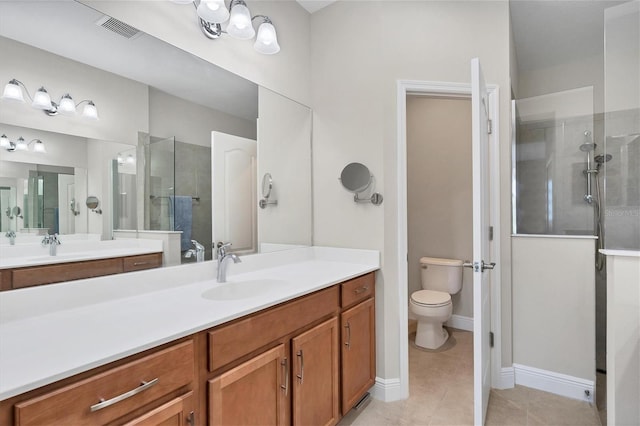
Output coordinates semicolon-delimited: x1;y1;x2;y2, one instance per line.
344;322;351;349
133;261;149;266
354;286;369;295
90;378;159;412
280;357;289;395
296;350;304;384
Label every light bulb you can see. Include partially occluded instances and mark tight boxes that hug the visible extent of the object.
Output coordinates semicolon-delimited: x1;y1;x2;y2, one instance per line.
2;80;25;102
126;154;135;164
58;94;76;115
227;1;255;39
197;0;229;23
254;20;280;54
32;87;52;110
33;139;46;153
0;134;9;148
117;154;124;165
82;101;99;120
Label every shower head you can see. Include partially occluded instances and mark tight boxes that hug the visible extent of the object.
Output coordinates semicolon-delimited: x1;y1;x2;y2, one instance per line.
579;130;596;152
595;154;612;164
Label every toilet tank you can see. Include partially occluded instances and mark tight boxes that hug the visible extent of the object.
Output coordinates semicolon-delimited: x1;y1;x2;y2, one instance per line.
420;257;463;294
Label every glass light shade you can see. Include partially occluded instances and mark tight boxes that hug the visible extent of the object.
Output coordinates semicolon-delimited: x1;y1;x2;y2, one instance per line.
170;0;193;3
82;101;99;120
197;0;229;23
117;154;124;165
15;137;28;151
2;80;25;102
33;139;46;153
126;154;135;164
32;87;52;110
0;134;9;148
58;94;76;115
254;21;280;54
227;2;255;39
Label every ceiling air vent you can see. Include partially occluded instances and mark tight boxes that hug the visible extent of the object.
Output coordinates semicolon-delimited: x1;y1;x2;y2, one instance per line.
95;16;142;40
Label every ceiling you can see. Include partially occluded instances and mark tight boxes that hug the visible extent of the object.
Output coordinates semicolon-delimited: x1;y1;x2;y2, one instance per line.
510;0;626;74
0;1;258;120
296;0;337;14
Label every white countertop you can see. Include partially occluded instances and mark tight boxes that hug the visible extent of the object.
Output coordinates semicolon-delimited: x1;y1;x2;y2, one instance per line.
0;246;379;400
0;239;163;269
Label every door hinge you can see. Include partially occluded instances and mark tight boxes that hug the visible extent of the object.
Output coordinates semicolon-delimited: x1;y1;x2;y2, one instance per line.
489;226;493;241
487;119;493;135
489;331;494;348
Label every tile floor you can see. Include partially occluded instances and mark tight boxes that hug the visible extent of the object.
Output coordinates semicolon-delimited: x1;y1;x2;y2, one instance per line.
339;328;602;426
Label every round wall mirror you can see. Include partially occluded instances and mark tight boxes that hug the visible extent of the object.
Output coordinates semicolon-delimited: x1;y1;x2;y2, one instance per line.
340;162;372;193
262;173;274;199
86;196;100;210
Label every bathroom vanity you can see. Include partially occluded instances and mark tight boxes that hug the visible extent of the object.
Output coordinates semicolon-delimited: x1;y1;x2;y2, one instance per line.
0;247;378;425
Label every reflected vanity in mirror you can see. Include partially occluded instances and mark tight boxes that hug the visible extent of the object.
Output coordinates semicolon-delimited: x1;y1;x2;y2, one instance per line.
340;162;383;205
0;0;312;288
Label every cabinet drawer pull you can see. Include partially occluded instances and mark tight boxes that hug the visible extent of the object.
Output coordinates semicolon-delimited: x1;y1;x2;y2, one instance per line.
133;261;149;266
354;286;369;295
90;378;159;412
296;350;304;384
344;322;351;349
281;357;289;395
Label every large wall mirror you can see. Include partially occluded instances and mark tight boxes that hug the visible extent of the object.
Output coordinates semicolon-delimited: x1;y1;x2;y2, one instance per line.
0;1;312;274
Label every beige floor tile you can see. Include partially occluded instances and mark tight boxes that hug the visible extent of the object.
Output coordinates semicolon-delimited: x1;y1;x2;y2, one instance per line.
484;392;528;426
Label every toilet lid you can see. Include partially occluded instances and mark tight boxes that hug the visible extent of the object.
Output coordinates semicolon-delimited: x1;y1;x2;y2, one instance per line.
411;290;451;307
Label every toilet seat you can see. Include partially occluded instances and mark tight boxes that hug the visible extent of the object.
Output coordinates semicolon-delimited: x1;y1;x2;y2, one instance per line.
410;289;451;307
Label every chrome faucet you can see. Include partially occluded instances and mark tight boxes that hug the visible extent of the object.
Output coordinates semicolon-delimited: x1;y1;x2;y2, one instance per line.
185;239;205;262
5;231;16;245
41;233;61;256
216;242;241;283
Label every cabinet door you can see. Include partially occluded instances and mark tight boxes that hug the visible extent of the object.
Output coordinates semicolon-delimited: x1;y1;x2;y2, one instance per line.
208;344;288;426
341;298;375;414
123;391;193;426
291;317;339;426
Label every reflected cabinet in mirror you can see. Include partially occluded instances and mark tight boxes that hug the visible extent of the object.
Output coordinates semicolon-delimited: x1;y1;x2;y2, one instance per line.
0;1;312;287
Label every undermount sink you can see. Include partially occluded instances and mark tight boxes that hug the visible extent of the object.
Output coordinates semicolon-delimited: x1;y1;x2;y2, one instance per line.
201;279;288;301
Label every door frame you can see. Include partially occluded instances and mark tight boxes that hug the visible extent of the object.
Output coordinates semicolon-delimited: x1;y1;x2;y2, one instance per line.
395;80;503;399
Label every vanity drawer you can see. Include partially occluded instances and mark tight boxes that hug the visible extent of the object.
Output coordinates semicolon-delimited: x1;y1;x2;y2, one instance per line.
14;341;194;426
341;273;374;308
208;285;339;372
123;253;163;272
0;270;10;291
11;258;123;289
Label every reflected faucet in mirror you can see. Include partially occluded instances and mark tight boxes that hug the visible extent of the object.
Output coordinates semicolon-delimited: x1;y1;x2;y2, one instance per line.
5;230;16;245
41;233;61;256
185;240;205;263
216;242;241;283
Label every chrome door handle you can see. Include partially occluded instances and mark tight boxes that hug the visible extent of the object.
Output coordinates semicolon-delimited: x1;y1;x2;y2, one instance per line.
482;261;496;271
463;261;496;272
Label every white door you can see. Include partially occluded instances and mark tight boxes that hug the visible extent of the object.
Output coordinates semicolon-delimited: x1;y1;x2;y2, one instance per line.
471;57;495;425
212;131;257;255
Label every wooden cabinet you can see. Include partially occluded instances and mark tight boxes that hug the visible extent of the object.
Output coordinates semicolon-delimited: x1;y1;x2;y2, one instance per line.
292;317;340;426
208;345;288;426
2;252;163;291
13;340;194;426
124;392;194;426
341;298;376;414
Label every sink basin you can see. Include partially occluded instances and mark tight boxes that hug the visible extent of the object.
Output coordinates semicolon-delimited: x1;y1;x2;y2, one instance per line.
201;279;288;301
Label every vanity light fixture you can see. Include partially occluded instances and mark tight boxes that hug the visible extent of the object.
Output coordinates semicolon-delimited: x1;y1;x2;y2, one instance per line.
171;0;280;54
2;134;46;153
1;79;99;120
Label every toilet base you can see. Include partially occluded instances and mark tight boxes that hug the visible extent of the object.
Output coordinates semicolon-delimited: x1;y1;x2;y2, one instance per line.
415;321;449;350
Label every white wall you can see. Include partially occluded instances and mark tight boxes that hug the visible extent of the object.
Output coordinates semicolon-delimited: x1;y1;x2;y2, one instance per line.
406;96;473;318
0;37;148;144
81;0;311;106
257;87;312;247
512;236;595;381
310;1;512;382
606;253;640;426
149;87;256;146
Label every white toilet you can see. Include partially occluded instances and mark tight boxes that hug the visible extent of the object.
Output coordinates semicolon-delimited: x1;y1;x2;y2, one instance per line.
410;256;463;350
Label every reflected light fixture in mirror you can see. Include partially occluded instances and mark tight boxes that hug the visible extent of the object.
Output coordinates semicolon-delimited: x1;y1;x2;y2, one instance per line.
1;135;46;153
170;0;280;54
1;78;99;119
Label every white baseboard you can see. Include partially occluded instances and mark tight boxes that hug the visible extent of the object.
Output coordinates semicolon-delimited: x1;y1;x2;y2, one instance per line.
513;363;594;402
446;314;473;331
370;377;403;402
494;367;515;389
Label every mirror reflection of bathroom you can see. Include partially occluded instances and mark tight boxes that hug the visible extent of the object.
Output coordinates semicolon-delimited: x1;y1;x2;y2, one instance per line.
406;96;474;408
